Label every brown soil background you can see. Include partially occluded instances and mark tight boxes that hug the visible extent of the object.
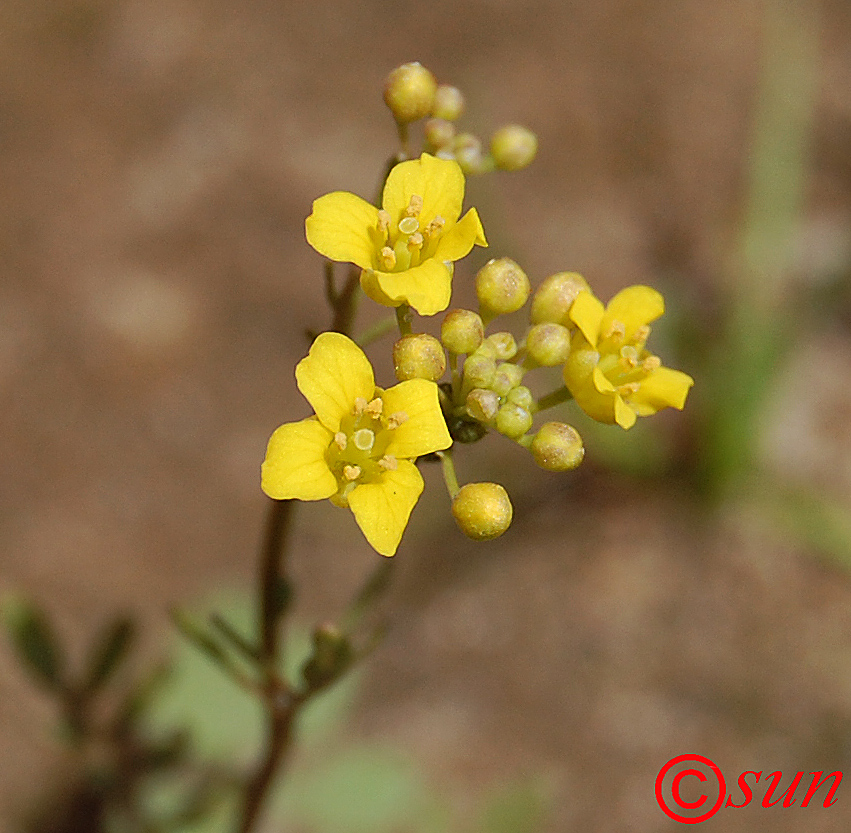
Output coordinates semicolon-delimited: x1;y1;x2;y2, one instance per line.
2;0;851;831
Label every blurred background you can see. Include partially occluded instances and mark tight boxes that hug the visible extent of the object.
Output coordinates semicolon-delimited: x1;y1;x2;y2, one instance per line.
2;0;851;830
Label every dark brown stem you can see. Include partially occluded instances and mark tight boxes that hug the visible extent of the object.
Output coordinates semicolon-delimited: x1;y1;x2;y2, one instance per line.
259;498;293;664
330;265;361;336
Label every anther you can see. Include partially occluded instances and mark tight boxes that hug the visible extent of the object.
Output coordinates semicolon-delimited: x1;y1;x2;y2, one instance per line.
633;325;651;347
423;216;445;239
377;209;391;234
365;398;383;418
343;465;361;481
386;411;409;430
379;246;397;270
378;454;398;471
642;355;661;372
398;216;419;235
407;232;424;251
353;428;375;452
602;320;626;341
334;432;347;450
405;195;423;217
353;397;367;416
617;382;640;396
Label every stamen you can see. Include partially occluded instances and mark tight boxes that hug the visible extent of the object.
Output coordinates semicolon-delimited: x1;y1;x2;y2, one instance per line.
352;428;375;452
398;216;419;235
617;382;640;396
423;216;445;240
602;320;626;341
405;195;423;217
633;325;651;347
379;246;397;270
378;454;398;471
642;355;661;372
386;411;408;430
343;464;362;481
353;397;368;416
619;345;639;368
365;398;383;418
334;432;347;450
407;232;424;251
377;209;391;234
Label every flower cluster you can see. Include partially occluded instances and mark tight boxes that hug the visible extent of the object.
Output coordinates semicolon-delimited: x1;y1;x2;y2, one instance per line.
262;62;693;557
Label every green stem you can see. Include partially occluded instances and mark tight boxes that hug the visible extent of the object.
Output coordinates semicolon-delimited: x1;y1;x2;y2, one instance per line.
355;315;397;348
534;386;573;413
395;304;413;336
437;449;461;499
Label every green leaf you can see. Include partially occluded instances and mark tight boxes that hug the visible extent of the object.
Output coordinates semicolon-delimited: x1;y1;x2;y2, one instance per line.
480;779;550;833
83;616;136;693
1;594;64;691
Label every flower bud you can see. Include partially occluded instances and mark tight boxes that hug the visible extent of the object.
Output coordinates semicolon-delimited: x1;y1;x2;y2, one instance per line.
432;85;465;121
383;62;437;123
302;622;352;690
393;333;446;382
454;132;486;175
530;272;590;326
484;331;518;360
476;258;531;317
507;385;533;410
490;124;538;171
463;353;496;389
466;388;500;422
424;118;456;150
531;422;584;471
491;362;524;397
451;482;513;541
525;322;571;366
495;403;533;439
441;309;484;354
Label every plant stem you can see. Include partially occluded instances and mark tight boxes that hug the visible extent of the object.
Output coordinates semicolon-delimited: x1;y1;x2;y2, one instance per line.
395;303;413;336
330;266;362;336
258;499;293;665
355;315;398;348
534;386;573;413
437;449;461;499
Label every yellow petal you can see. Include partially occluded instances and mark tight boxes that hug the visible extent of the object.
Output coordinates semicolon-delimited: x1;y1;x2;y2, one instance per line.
568;291;605;347
296;332;375;432
629;367;694;415
601;285;664;341
382;154;465;226
347;460;424;556
360;268;402;308
383;379;452;459
305;192;380;270
261;418;337;500
614;396;638;429
434;207;487;262
374;259;452;316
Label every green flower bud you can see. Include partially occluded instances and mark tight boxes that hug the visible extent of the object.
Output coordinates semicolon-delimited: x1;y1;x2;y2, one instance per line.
393;333;446;381
491;362;524;397
451;482;513;541
302;622;352;690
463;353;497;389
484;331;518;360
432;85;465;121
531;422;584;471
507;385;534;410
425;118;456;150
466;388;500;422
384;62;437;123
490;124;538;171
495;403;533;439
525;322;572;366
530;272;590;326
441;308;484;354
476;258;531;317
454;132;486;175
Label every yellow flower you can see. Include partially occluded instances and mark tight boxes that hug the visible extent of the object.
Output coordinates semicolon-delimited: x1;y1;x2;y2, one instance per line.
563;285;694;430
305;153;487;316
261;332;452;556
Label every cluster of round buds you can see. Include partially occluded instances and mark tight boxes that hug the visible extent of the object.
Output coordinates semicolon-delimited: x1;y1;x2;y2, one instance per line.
383;62;537;175
432;260;588;482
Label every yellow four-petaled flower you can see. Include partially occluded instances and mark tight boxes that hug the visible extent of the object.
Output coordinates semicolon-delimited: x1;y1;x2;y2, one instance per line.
261;332;452;556
563;285;694;429
305;153;487;316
